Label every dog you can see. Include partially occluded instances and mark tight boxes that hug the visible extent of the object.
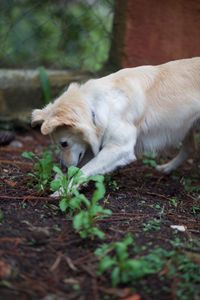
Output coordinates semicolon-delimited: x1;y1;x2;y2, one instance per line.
32;57;200;178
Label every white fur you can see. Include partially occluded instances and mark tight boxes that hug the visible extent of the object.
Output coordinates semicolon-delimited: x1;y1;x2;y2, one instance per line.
32;57;200;178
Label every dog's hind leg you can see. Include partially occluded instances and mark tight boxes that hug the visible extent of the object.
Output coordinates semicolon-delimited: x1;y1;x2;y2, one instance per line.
156;130;195;174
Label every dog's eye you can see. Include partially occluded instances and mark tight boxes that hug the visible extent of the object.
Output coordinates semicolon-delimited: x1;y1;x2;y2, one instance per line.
60;141;68;148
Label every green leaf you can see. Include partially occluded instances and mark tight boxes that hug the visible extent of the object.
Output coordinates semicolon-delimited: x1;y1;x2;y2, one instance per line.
67;166;81;179
102;208;112;216
53;165;63;176
125;259;150;278
95;244;111;257
77;193;90;207
73;212;85;231
115;242;128;261
59;198;68;212
123;233;134;246
92;182;105;202
50;179;61;192
69;196;82;209
22;151;35;160
99;256;115;273
0;210;4;223
111;267;120;287
91;227;105;239
89;175;104;183
27;172;36;177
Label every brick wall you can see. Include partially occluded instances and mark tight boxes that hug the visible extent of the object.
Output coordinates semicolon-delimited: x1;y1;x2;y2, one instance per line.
109;0;200;68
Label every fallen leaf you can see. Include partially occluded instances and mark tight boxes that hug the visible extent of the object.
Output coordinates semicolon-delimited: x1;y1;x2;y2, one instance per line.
4;179;17;187
122;294;141;300
99;287;131;298
170;225;186;232
63;278;79;285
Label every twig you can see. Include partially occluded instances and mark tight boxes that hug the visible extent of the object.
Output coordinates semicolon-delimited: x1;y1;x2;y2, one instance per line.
0;159;32;167
64;256;78;271
146;191;170;200
92;277;100;300
50;255;62;272
0;195;54;201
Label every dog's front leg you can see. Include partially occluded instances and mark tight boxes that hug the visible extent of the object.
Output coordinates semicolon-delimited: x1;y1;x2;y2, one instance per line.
81;143;136;177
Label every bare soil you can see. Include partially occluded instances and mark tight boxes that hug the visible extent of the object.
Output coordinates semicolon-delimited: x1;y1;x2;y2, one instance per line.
0;129;199;300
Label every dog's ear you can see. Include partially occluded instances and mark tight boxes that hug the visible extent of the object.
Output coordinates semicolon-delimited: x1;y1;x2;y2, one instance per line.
31;109;45;127
41;118;60;135
41;118;75;135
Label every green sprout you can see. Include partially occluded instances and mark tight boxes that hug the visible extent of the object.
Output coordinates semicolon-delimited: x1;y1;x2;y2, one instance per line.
51;165;87;213
142;151;157;168
143;218;161;232
22;150;54;191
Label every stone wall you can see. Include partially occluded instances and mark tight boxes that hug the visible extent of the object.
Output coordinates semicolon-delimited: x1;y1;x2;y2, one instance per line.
109;0;200;68
0;69;90;124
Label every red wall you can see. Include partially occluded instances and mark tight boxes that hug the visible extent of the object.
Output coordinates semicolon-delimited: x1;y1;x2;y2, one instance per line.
109;0;200;68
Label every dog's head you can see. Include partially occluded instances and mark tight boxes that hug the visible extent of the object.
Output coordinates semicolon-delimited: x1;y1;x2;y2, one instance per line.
31;83;99;167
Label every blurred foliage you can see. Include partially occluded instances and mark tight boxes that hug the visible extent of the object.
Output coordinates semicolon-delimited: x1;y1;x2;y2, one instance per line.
0;0;114;71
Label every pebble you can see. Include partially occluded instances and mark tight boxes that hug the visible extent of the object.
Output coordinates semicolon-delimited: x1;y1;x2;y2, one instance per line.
10;140;23;148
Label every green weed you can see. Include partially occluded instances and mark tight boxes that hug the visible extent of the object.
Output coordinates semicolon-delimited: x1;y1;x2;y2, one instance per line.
143;218;161;232
192;205;200;216
183;177;200;194
153;203;161;210
105;175;119;191
95;234;169;287
95;235;200;299
51;166;112;239
22;150;54;191
73;175;112;239
51;165;87;213
167;250;200;300
142;151;157;168
169;197;178;208
0;210;4;223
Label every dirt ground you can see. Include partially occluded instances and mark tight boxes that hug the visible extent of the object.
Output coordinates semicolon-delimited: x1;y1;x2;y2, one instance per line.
0;129;199;300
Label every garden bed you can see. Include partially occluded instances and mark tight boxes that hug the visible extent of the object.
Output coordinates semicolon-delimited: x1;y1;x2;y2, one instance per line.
0;129;200;300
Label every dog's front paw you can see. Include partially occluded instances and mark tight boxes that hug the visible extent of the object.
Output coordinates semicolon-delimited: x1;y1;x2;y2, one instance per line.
156;163;174;174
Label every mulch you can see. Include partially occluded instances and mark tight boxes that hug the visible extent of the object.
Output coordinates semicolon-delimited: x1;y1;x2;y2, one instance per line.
0;129;199;300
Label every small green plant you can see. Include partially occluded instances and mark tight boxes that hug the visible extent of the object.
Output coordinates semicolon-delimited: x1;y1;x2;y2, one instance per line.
51;165;87;213
22;150;54;191
183;177;200;194
192;205;200;216
95;234;169;287
142;151;157;168
166;249;200;300
153;203;161;210
169;197;178;208
73;175;112;239
51;166;112;239
105;175;119;191
143;218;161;232
0;209;4;223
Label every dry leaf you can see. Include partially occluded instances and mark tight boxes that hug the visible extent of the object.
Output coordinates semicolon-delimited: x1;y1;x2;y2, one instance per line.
4;179;17;187
122;294;141;300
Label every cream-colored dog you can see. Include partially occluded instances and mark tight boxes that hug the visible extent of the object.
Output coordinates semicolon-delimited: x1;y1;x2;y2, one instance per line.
32;57;200;177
